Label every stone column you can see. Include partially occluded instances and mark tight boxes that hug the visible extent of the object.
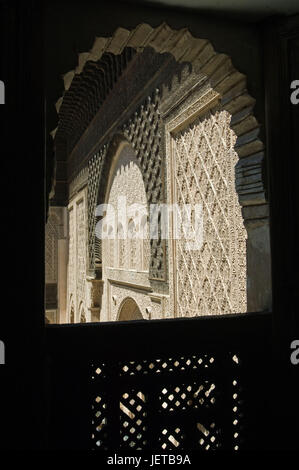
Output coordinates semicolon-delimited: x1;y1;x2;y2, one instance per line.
87;278;104;322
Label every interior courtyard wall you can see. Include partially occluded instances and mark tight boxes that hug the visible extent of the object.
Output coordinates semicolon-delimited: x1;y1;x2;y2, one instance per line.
54;27;272;322
95;60;249;319
162;81;247;316
101;141;169;321
45;206;68;323
67;185;90;323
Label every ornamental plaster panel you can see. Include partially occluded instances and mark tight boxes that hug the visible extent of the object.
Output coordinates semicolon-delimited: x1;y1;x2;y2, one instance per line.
101;143;154;319
67;188;88;322
165;86;247;317
88;148;106;272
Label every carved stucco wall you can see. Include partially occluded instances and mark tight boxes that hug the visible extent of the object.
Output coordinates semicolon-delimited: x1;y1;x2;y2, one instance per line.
67;73;254;321
45;206;68;322
168;107;247;316
45;210;59;322
121;89;165;283
76;198;87;310
90;88;166;283
103;145;148;270
99;88;247;320
45;213;58;284
67;206;75;316
67;189;89;323
88;147;107;272
64;154;106;322
60;24;271;322
101;143;165;321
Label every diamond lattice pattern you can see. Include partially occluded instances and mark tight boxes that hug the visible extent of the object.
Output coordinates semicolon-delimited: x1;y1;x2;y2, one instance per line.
91;353;244;451
45;216;58;283
120;390;147;450
173;109;247;316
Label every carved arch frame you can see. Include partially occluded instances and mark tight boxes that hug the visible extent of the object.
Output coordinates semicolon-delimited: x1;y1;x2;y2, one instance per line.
117;296;144;321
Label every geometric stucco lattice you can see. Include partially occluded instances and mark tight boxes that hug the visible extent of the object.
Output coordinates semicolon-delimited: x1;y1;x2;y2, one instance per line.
88;147;106;272
122;89;165;281
67;206;75;314
76;197;87;313
173;108;247;316
45;214;58;283
92;88;167;282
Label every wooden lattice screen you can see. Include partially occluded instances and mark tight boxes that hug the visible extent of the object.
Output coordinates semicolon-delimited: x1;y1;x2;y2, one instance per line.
46;313;271;451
